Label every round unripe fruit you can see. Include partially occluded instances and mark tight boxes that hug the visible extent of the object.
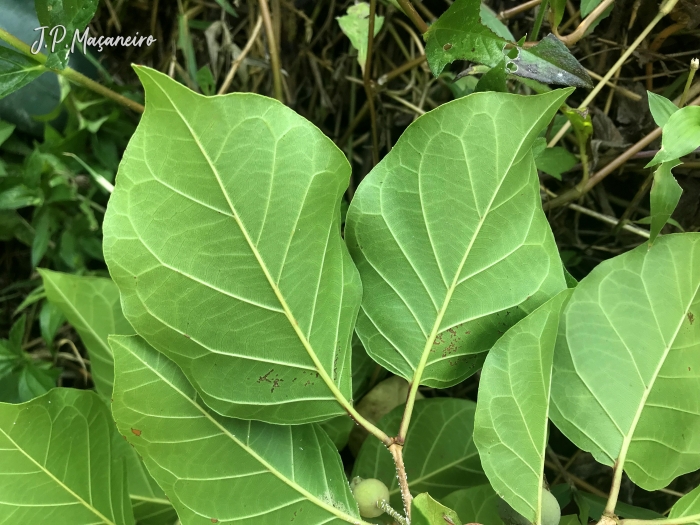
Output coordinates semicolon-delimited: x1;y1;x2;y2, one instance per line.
497;488;561;525
350;477;390;518
541;488;561;525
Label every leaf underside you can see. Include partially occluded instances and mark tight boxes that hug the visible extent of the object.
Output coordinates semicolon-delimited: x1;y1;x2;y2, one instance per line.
475;289;571;525
110;335;363;525
104;66;361;424
345;89;572;389
550;234;700;490
0;389;133;525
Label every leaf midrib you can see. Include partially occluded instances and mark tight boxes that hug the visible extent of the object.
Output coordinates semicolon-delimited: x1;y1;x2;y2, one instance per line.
613;276;700;474
0;425;115;525
148;72;350;413
124;344;370;525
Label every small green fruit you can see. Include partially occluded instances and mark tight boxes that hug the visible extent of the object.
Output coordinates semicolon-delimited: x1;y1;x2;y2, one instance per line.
541;488;561;525
497;488;561;525
350;477;390;518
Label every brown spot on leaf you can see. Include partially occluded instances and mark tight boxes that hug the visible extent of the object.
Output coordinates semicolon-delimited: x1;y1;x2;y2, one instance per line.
183;333;191;339
443;43;453;50
688;312;695;324
211;519;218;523
131;428;142;437
257;369;273;383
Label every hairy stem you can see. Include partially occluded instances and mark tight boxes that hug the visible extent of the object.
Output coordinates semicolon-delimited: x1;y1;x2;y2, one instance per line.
389;443;413;520
0;27;144;113
378;500;408;525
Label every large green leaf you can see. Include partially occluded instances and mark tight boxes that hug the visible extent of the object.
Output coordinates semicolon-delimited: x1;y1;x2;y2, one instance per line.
0;389;133;524
103;66;361;424
550;233;700;490
353;398;487;508
39;269;134;397
110;334;367;525
0;47;47;99
474;289;571;525
345;89;571;389
442;485;503;525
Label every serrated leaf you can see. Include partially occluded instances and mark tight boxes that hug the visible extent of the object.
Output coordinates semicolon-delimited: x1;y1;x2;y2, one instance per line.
353;398;487;508
442;485;503;525
474;289;571;525
34;0;100;69
337;3;385;74
535;146;578;180
511;35;592;88
647;106;700;167
39;269;134;397
0;47;47;98
649;161;683;244
550;233;700;490
647;91;678;128
0;389;134;524
345;89;571;389
412;493;462;525
103;66;361;424
110;335;367;525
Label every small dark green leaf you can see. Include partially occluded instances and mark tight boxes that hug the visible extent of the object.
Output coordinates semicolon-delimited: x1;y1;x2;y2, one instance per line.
195;65;215;96
0;47;47;98
535;146;578;180
320;415;355;449
550;0;567;28
412;493;462;525
511;35;593;88
8;314;26;353
0;120;15;146
575;492;663;521
475;58;508;93
649;161;683;244
0;184;43;210
17;361;60;401
34;0;100;69
214;0;238;16
425;0;506;77
31;210;52;267
581;0;604;16
39;300;65;345
647;91;678;128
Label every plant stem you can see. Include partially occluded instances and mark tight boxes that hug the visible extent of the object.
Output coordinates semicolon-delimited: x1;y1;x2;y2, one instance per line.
218;15;264;95
258;0;283;102
498;0;542;21
553;0;614;46
621;515;700;525
530;0;550;41
680;58;699;107
389;443;413;520
0;27;144;113
377;500;408;525
603;460;624;515
396;0;429;34
364;0;380;165
548;0;681;148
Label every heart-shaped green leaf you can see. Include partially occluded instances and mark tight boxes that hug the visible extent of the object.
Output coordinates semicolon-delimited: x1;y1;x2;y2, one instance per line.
550;233;700;490
111;334;368;525
0;389;133;524
104;66;361;424
345;89;572;389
